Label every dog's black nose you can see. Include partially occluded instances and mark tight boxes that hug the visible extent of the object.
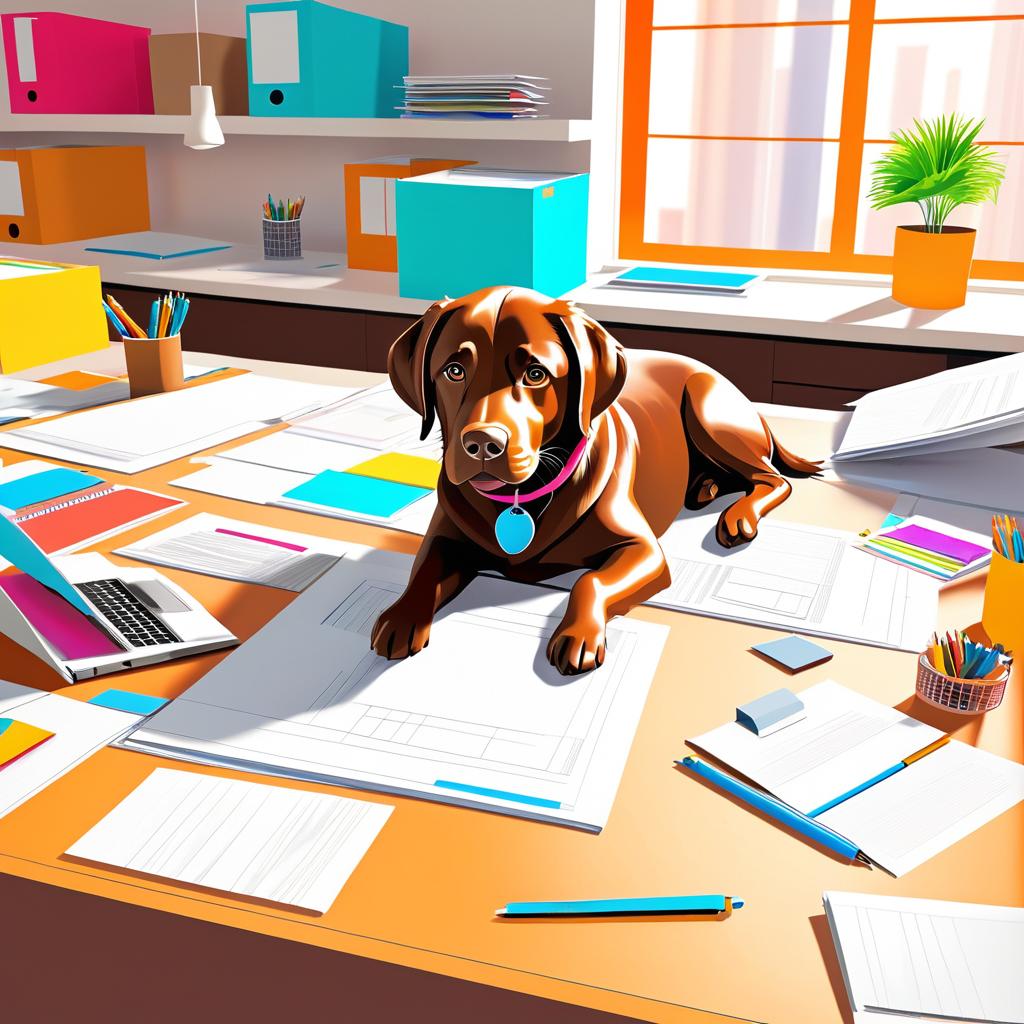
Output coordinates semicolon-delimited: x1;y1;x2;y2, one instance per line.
462;424;508;460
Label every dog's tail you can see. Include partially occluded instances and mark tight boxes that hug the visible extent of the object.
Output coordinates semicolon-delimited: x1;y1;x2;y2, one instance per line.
761;416;822;479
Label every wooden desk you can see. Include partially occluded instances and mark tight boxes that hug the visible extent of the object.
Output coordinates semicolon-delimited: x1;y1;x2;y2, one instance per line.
0;357;1020;1024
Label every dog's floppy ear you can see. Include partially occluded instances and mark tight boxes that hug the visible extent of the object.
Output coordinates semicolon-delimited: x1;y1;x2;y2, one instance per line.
388;297;456;440
549;302;627;435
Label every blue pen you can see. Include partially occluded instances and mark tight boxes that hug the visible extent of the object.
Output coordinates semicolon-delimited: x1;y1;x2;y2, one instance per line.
678;756;866;863
147;299;159;339
496;894;744;917
1013;528;1023;563
171;297;190;335
101;300;129;337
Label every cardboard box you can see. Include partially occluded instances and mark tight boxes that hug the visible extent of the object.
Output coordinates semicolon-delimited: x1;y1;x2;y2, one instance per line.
0;145;150;245
0;259;108;373
344;157;475;271
150;33;248;115
1;12;152;114
396;168;589;300
246;1;407;117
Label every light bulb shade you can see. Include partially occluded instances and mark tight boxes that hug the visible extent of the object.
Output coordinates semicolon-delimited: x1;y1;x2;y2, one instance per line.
184;85;224;150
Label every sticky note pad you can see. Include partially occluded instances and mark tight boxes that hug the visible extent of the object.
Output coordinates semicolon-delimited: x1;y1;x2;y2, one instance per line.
0;718;54;768
283;471;431;518
882;523;989;565
0;467;102;510
736;688;806;736
346;452;440;490
88;689;168;716
751;634;833;673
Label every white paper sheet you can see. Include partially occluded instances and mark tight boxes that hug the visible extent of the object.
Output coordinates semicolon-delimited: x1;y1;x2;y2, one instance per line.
0;375;352;473
116;512;349;591
0;680;143;820
825;891;1024;1024
82;232;232;260
834;353;1024;461
66;767;392;914
690;681;1024;876
652;514;939;652
119;547;668;832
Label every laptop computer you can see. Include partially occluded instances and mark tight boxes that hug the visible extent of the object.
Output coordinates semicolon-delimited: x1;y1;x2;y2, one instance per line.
0;509;237;682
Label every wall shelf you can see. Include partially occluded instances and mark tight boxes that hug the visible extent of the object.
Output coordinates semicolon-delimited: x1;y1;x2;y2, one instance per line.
0;114;593;143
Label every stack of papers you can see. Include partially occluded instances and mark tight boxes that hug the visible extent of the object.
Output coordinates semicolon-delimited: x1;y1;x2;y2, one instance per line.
858;515;991;581
398;74;548;118
67;767;392;914
689;680;1024;876
606;266;759;295
0;375;358;473
833;352;1024;462
0;460;184;557
825;891;1024;1024
119;546;668;832
116;512;347;592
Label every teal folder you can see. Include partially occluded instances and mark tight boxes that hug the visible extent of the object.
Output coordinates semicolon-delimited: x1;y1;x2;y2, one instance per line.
246;1;408;117
0;467;101;511
282;470;430;518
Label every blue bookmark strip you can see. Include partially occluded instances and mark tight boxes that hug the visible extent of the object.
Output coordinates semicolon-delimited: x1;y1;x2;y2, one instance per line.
88;690;168;716
434;779;561;809
808;763;905;818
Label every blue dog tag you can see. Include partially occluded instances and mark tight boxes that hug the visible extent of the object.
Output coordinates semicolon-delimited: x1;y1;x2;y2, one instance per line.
495;504;535;555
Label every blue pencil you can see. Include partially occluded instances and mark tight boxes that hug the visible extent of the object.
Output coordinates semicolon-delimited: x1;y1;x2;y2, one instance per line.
147;299;159;339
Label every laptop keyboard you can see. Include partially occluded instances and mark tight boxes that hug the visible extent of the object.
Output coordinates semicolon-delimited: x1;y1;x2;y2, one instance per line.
76;579;180;647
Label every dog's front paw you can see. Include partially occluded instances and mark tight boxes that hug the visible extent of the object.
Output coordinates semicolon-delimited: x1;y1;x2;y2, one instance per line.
546;612;607;675
371;598;433;660
716;498;760;548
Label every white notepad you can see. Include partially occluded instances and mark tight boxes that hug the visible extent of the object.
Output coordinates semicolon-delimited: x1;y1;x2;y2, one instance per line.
67;768;393;914
824;891;1024;1024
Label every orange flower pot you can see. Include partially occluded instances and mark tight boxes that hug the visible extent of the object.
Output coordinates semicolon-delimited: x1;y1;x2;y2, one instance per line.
891;225;976;309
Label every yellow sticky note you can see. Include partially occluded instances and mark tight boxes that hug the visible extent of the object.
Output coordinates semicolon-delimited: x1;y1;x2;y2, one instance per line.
0;718;54;769
347;453;440;490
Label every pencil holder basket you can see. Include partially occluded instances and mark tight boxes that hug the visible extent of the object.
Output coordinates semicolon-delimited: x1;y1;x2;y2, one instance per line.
915;653;1009;714
982;550;1024;656
262;217;302;260
123;335;185;399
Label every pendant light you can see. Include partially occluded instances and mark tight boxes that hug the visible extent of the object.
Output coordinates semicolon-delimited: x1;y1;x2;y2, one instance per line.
184;0;224;149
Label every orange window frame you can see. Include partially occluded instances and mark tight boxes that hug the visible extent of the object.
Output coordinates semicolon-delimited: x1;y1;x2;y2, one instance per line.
619;0;1024;281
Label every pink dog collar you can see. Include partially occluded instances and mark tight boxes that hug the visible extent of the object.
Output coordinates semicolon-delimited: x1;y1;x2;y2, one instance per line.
475;435;590;505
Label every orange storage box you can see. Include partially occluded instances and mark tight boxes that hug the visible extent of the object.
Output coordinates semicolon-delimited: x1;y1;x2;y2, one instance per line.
0;145;150;244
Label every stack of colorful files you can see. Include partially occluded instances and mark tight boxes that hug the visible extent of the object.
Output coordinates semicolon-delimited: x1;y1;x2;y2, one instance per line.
397;75;548;118
928;631;1012;680
857;515;991;582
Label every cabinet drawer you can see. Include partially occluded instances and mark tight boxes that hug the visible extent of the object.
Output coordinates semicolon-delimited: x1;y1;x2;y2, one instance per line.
772;381;865;410
774;339;946;391
366;313;419;372
607;325;774;402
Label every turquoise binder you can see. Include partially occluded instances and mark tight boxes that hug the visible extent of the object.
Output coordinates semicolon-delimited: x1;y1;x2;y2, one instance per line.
395;168;589;300
245;1;408;117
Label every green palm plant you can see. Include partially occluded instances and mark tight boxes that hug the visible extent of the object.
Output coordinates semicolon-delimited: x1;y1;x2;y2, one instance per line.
868;114;1006;233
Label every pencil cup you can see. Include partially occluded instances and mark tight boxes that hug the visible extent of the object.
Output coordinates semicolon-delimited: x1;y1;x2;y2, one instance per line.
262;217;302;260
982;550;1024;657
915;653;1009;714
123;335;185;398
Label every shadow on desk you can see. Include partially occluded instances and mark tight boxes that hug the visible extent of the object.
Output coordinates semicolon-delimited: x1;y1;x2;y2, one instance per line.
809;914;853;1024
0;873;641;1024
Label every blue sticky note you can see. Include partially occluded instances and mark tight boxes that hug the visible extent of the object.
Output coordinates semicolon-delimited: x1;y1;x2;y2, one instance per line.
751;635;833;673
283;470;430;518
88;689;168;715
0;467;101;510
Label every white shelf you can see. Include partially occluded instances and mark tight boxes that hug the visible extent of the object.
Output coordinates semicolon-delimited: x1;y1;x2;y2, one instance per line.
0;114;593;143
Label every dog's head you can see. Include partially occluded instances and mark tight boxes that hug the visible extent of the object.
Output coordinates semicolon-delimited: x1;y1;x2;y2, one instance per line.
388;286;627;492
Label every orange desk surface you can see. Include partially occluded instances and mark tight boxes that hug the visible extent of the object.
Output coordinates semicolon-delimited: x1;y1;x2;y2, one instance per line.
0;408;1020;1024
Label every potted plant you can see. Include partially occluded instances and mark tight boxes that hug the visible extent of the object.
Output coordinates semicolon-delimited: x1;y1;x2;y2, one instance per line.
868;114;1005;309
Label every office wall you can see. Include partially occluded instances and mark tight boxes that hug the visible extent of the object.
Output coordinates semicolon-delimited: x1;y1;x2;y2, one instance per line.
0;0;611;258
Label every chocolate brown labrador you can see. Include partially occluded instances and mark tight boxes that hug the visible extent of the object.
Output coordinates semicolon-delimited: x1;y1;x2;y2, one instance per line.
371;286;819;675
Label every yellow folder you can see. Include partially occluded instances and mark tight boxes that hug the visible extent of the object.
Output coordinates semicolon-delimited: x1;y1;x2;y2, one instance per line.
346;452;441;490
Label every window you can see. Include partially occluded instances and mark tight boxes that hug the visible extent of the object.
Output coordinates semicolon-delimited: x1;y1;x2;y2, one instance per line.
620;0;1024;279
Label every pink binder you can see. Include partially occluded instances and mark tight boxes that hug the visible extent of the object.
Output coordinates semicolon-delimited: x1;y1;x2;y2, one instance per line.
1;12;153;114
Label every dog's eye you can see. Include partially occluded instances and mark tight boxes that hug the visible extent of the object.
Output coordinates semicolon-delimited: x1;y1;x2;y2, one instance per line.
442;363;465;383
523;365;548;387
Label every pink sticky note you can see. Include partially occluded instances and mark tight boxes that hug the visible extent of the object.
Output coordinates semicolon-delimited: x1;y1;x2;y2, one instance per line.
0;573;120;660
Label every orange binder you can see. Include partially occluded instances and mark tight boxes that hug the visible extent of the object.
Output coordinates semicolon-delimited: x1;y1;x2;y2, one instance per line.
344;157;474;271
0;145;150;244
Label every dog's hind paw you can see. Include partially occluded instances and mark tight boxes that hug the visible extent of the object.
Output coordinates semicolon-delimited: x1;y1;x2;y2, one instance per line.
371;598;433;660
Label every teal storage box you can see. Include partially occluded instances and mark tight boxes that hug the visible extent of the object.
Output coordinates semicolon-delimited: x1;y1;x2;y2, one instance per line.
246;1;407;117
395;168;589;300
